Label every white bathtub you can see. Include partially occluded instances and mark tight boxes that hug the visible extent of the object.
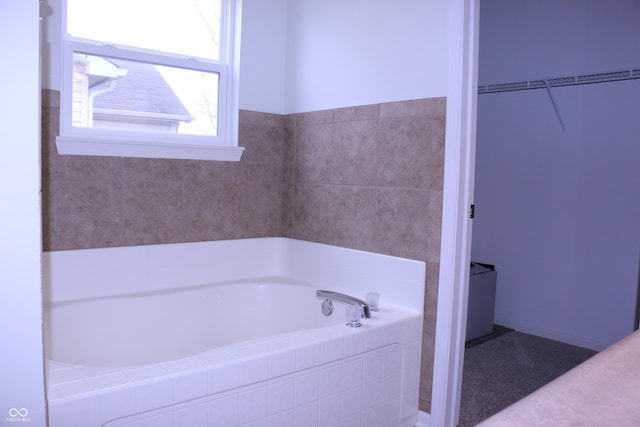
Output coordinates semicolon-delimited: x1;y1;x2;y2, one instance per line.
45;281;346;367
43;238;426;427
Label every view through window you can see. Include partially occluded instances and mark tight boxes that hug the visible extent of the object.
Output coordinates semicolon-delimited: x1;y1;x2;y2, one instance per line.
65;0;228;138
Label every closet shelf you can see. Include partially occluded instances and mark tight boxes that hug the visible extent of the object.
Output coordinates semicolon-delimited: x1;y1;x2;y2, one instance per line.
478;68;640;94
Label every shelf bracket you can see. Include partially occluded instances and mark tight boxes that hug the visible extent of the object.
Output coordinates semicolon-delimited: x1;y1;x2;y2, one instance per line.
544;81;565;132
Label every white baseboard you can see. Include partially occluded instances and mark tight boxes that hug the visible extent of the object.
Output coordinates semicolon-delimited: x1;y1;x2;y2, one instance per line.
494;318;610;351
415;410;430;427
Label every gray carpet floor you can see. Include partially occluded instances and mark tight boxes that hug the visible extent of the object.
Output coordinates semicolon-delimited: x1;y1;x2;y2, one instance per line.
458;330;598;427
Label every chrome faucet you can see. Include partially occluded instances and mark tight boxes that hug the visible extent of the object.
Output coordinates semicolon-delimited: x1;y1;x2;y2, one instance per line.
316;290;371;318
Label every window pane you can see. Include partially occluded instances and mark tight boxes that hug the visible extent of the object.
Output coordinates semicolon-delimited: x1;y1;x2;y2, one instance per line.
67;0;222;61
71;54;220;136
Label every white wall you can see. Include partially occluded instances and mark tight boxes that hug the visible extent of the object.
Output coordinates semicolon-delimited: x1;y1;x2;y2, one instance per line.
240;0;451;114
0;1;47;423
42;0;449;115
238;0;288;114
472;0;640;350
40;0;62;91
479;0;640;83
284;0;448;113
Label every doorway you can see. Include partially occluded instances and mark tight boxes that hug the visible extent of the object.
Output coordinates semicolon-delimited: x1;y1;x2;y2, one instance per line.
461;0;640;424
432;1;640;426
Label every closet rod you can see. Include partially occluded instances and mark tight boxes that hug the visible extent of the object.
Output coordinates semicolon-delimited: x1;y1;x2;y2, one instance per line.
478;68;640;94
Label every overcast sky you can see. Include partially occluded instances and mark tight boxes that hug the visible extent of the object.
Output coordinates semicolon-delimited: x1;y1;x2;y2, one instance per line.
67;0;222;61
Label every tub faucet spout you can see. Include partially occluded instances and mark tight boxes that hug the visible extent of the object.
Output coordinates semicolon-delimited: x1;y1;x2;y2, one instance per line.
316;290;371;318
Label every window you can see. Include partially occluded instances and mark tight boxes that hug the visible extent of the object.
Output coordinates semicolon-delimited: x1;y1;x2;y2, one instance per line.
56;0;244;161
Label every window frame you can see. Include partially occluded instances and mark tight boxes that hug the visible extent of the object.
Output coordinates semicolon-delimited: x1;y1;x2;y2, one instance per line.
55;0;244;162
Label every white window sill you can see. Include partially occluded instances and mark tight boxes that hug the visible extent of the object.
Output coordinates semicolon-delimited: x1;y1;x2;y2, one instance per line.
55;136;244;162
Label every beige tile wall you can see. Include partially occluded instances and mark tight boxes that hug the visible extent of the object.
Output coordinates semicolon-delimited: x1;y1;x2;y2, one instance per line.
41;89;444;411
282;98;445;412
42;90;285;250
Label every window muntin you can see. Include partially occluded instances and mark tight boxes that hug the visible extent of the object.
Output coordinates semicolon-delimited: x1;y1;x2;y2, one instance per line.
57;0;242;161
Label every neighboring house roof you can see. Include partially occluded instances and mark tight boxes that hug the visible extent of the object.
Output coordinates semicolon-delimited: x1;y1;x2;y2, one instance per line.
92;58;193;120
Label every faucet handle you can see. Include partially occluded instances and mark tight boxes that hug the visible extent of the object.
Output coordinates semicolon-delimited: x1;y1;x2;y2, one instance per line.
346;305;362;327
366;292;380;312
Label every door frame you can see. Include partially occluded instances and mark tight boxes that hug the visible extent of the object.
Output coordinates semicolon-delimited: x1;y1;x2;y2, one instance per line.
430;0;480;426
